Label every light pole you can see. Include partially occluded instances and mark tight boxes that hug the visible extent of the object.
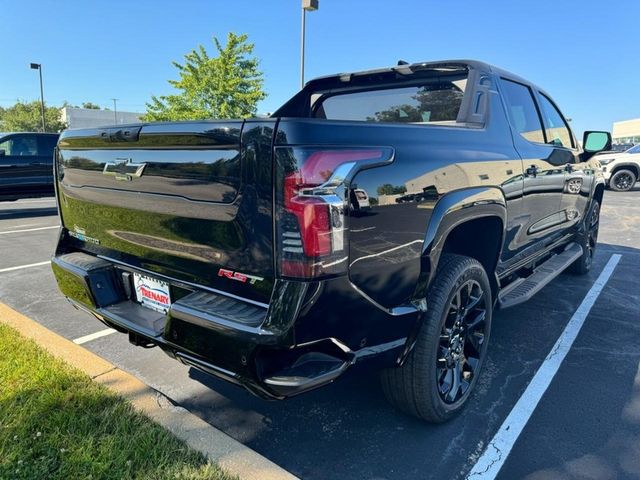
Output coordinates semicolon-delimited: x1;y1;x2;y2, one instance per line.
300;0;318;89
29;63;46;132
111;98;118;124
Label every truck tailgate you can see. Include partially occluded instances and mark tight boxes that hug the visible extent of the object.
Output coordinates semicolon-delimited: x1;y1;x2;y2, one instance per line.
56;120;277;304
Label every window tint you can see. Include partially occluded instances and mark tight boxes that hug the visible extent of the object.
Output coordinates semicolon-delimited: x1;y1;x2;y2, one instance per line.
0;135;38;156
538;94;573;148
314;76;467;124
500;79;545;144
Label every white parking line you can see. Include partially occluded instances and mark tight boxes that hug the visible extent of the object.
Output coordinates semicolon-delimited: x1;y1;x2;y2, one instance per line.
467;253;622;479
0;225;59;235
73;328;117;345
351;226;376;233
0;261;51;273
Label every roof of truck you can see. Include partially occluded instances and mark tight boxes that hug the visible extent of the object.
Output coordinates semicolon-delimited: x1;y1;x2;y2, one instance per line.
306;59;539;91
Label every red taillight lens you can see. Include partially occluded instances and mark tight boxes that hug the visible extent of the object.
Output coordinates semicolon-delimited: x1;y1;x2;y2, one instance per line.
275;147;393;279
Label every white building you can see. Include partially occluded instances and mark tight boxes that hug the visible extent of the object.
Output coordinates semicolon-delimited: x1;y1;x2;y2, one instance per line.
60;107;143;129
612;118;640;144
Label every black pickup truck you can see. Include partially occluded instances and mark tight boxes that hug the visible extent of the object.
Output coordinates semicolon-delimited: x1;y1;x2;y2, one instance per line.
51;60;610;421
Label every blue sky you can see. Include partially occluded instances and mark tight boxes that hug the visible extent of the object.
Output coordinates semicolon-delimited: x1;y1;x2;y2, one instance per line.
2;0;638;136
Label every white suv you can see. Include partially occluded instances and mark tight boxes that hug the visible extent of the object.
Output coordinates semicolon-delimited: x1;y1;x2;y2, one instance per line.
597;145;640;191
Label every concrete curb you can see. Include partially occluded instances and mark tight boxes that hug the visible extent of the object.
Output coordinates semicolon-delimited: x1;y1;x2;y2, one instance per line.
0;302;298;480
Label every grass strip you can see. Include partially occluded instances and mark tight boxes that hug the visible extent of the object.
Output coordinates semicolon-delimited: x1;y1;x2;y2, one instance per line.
0;323;236;480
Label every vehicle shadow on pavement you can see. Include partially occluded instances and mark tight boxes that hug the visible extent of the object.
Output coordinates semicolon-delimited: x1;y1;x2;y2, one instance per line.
181;243;640;480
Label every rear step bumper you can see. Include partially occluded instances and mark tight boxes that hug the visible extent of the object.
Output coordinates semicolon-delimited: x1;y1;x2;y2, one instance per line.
51;251;356;399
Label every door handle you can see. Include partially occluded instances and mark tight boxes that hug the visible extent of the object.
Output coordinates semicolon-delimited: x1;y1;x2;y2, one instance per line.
564;163;574;173
525;165;538;177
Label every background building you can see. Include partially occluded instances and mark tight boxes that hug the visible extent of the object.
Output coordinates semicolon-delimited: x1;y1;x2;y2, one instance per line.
612;118;640;144
60;107;143;129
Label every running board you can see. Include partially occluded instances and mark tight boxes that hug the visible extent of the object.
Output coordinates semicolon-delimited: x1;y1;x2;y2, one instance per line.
498;242;583;309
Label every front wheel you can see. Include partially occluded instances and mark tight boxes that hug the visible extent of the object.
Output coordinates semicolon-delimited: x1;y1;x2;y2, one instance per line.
609;169;637;192
569;200;600;275
381;254;492;422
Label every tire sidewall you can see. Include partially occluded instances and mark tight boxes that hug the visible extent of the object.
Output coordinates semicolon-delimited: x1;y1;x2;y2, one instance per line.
573;199;600;274
423;260;493;420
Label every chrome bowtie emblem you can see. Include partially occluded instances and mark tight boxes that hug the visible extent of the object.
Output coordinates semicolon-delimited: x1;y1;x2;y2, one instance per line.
103;157;146;181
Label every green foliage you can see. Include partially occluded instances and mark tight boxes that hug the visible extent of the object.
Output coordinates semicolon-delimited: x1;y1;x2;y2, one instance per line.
0;101;66;132
143;32;267;121
377;183;407;196
81;102;101;110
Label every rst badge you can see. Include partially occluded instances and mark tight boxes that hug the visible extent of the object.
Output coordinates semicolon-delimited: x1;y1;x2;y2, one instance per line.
218;268;263;285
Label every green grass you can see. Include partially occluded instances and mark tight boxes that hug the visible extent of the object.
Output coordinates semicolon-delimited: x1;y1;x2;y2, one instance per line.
0;323;236;480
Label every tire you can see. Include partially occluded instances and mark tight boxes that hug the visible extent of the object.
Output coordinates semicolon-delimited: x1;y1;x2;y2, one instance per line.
380;254;492;422
569;200;600;275
609;169;637;192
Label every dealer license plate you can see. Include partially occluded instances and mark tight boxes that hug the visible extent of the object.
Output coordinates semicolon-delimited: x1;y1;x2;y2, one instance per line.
133;273;171;313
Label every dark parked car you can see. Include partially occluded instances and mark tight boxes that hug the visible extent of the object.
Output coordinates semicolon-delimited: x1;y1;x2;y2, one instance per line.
0;132;59;201
51;60;610;421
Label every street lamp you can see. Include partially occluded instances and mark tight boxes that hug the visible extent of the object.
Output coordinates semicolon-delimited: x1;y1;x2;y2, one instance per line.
111;98;118;124
300;0;318;89
29;63;46;132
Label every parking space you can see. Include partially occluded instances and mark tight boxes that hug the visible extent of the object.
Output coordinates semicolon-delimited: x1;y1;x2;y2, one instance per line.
1;191;639;480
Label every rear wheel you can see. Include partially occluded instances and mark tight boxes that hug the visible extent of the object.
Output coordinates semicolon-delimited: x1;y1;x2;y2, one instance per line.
569;200;600;275
381;254;492;422
609;169;637;192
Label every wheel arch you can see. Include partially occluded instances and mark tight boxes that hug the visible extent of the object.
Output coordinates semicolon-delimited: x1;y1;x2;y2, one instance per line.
398;187;506;366
417;187;506;298
610;163;639;178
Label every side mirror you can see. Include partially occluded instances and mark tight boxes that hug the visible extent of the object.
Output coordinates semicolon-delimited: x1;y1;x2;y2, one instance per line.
583;131;611;153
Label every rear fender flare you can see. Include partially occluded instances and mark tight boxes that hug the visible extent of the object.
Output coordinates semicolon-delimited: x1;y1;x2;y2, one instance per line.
420;186;506;292
397;187;506;366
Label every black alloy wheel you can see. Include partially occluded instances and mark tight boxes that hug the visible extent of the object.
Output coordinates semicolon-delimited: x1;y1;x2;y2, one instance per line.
610;169;636;192
437;279;488;404
569;200;600;275
380;254;492;422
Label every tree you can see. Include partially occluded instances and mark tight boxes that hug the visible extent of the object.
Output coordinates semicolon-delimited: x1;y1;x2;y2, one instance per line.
142;32;267;121
81;102;101;109
377;183;407;196
0;101;66;132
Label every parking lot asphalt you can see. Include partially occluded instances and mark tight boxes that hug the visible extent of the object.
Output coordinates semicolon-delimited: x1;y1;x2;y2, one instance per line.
1;188;639;480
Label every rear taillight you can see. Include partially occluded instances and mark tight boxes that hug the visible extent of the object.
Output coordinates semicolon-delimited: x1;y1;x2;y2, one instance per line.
275;147;393;279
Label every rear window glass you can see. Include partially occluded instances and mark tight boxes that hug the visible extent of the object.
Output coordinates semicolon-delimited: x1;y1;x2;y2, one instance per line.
313;76;468;124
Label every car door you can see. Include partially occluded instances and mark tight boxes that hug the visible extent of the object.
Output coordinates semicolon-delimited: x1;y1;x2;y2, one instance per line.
499;78;568;260
535;91;590;227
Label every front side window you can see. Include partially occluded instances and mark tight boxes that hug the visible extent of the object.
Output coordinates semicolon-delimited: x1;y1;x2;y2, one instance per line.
313;75;468;124
500;79;545;144
538;93;574;149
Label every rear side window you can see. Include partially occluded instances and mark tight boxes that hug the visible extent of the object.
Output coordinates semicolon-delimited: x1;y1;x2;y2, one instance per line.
500;79;545;144
537;93;574;149
313;76;468;124
0;135;38;156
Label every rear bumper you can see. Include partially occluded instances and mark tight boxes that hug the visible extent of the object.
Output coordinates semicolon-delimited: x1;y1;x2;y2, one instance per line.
51;251;358;399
